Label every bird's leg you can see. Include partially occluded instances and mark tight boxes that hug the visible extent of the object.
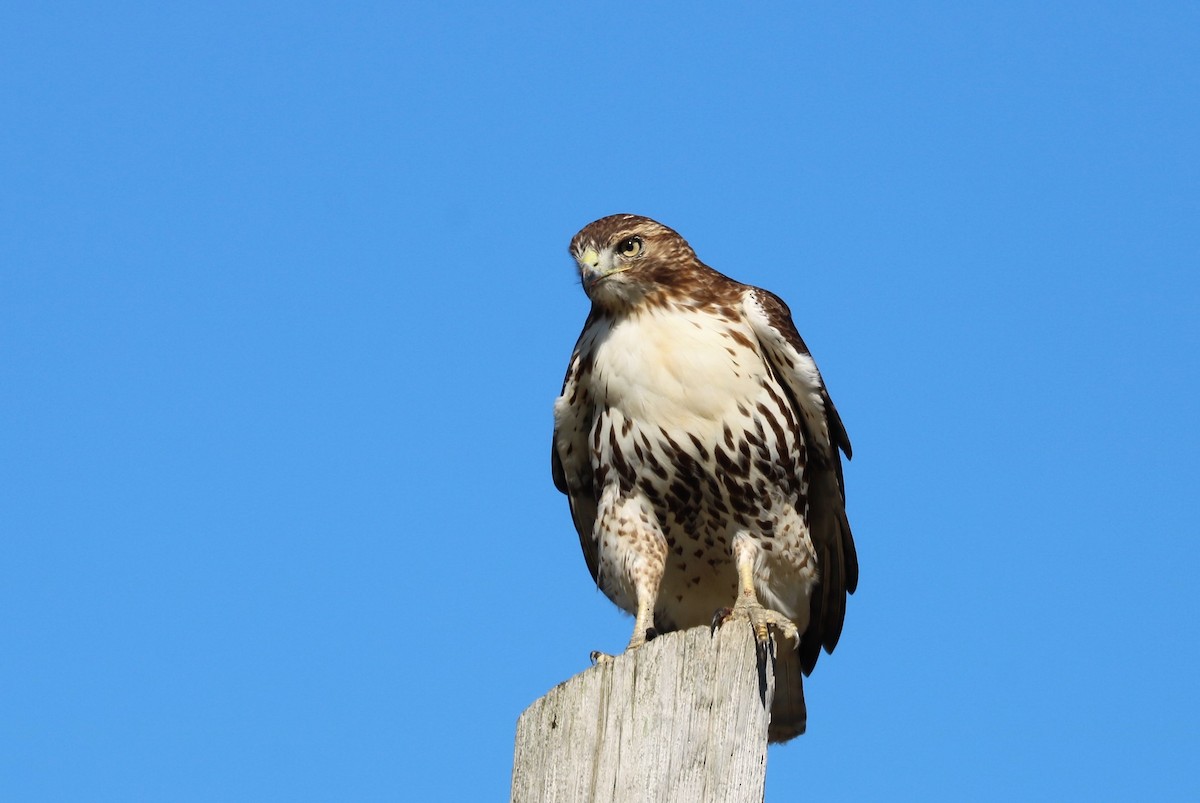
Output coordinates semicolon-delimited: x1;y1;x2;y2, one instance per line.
589;498;666;664
715;540;799;647
591;586;659;664
628;589;660;649
590;564;661;664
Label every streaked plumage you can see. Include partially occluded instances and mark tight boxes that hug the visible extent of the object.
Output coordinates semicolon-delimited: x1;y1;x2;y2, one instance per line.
552;214;857;741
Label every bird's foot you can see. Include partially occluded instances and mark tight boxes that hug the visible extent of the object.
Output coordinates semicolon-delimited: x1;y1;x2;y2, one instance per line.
589;626;658;664
712;597;798;648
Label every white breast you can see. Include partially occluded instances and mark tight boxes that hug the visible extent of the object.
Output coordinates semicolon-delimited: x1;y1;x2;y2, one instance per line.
586;306;765;430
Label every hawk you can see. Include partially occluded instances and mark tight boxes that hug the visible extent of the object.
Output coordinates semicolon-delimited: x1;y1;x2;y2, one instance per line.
552;214;857;741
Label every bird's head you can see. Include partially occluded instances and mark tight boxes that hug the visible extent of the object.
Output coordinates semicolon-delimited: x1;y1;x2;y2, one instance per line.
569;214;703;311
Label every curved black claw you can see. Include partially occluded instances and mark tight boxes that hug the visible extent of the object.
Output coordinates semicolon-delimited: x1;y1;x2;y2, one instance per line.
710;607;733;635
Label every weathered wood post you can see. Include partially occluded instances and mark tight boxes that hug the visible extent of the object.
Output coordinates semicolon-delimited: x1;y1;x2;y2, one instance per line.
511;625;777;803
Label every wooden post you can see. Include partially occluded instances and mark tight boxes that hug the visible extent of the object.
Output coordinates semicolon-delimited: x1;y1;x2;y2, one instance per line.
511;625;777;803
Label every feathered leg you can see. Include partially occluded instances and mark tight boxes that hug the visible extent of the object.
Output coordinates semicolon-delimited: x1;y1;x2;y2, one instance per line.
590;496;666;663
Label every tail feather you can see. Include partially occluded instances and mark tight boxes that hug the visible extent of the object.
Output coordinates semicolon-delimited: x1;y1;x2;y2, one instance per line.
769;645;807;742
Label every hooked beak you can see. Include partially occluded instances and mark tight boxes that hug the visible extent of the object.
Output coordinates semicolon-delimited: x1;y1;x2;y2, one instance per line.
576;247;629;290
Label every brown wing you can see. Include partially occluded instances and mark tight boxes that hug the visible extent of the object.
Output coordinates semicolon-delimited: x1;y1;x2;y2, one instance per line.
551;441;599;585
552;316;601;586
745;288;858;675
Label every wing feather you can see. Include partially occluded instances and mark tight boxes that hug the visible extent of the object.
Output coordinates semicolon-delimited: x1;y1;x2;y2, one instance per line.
552;315;601;586
745;288;858;673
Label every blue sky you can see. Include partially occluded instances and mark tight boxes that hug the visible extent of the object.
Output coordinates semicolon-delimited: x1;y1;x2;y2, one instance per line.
2;2;1197;800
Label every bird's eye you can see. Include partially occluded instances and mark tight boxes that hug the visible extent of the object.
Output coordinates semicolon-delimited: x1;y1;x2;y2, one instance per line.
616;236;643;258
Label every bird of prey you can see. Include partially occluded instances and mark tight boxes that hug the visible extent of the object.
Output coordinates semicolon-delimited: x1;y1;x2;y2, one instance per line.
551;214;857;741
